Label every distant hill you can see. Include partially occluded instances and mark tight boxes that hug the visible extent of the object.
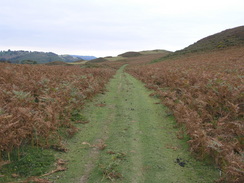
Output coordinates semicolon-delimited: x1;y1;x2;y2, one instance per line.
153;26;244;62
88;49;171;63
118;51;142;57
71;55;97;61
89;57;108;63
139;49;171;55
117;50;171;58
175;26;244;55
60;55;84;62
0;50;96;64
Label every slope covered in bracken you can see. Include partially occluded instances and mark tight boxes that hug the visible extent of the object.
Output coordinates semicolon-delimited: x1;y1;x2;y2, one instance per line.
0;64;115;154
127;47;244;182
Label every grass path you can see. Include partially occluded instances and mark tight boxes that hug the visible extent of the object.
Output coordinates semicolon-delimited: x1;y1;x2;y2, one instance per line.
49;65;219;182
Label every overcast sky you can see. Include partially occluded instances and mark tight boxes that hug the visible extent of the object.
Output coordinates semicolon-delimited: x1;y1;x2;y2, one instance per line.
0;0;243;57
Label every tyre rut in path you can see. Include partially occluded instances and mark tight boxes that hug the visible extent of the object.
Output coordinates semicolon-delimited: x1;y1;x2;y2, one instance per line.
52;65;219;183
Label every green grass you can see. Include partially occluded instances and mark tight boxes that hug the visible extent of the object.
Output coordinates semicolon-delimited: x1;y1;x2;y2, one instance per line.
0;146;55;182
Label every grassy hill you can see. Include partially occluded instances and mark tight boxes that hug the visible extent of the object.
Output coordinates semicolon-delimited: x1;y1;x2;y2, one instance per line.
183;25;244;52
139;49;171;55
89;57;108;63
160;25;244;60
117;50;171;58
118;51;142;57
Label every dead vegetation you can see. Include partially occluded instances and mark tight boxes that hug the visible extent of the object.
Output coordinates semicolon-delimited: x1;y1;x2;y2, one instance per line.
0;63;115;159
127;47;244;182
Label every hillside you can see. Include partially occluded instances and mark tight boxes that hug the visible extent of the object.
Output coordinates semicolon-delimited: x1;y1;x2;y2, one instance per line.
163;25;244;59
118;51;142;57
0;50;95;64
185;26;244;51
139;49;171;55
89;57;108;63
